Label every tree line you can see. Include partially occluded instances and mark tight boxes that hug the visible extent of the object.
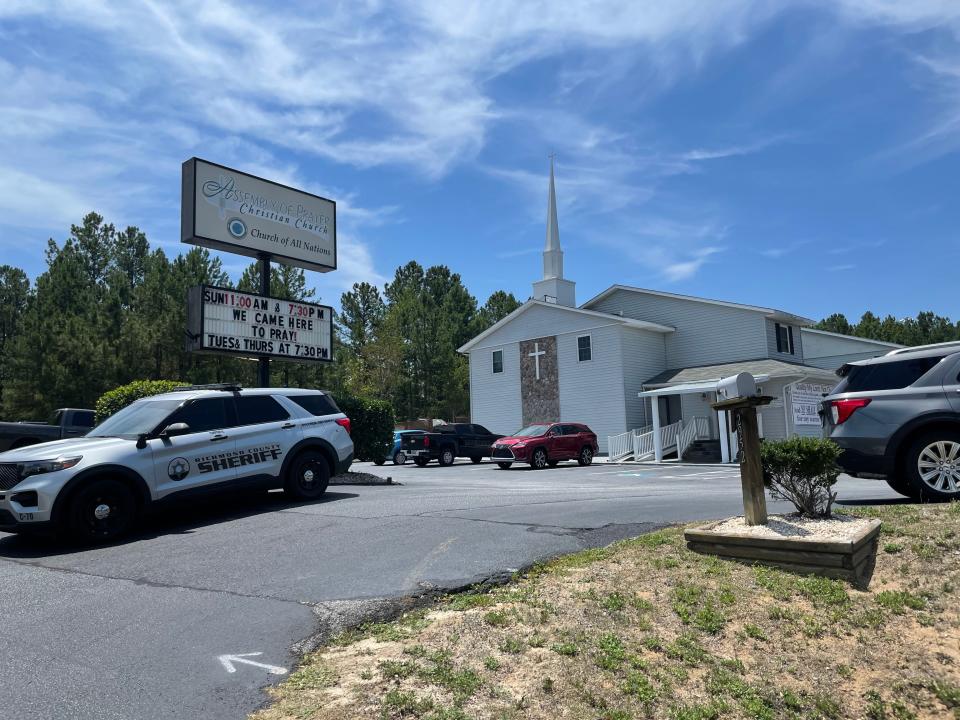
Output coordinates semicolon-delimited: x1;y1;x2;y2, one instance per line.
0;213;519;422
815;311;960;347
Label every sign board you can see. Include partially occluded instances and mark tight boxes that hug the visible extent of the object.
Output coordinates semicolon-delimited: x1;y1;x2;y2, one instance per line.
181;158;336;272
791;382;834;426
187;286;333;363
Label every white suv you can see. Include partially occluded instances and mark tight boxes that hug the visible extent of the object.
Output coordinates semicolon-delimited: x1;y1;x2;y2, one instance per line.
0;385;353;542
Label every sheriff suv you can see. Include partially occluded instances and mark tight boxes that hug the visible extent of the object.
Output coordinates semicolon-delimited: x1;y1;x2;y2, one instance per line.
0;385;353;542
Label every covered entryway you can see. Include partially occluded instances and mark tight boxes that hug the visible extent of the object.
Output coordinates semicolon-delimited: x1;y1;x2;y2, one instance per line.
606;359;839;463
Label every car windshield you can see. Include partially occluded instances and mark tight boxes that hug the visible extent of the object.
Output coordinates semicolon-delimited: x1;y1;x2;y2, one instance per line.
512;425;549;437
87;398;185;438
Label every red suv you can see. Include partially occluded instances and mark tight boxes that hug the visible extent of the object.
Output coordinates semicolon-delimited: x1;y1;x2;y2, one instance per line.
491;423;598;470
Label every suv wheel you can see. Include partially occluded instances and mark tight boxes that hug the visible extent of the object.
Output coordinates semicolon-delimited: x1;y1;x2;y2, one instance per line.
531;448;548;469
284;451;330;500
578;446;594;466
439;448;456;466
906;431;960;501
497;462;513;470
393;451;407;465
66;478;137;543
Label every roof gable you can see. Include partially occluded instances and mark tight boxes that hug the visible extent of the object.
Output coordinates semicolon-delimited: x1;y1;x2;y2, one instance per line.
582;285;813;325
458;300;673;354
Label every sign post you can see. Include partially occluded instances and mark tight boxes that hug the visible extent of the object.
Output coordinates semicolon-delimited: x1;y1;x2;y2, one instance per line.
258;254;271;387
711;373;774;527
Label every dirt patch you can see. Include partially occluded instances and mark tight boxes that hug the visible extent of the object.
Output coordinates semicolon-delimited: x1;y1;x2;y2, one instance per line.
253;503;960;720
330;470;394;485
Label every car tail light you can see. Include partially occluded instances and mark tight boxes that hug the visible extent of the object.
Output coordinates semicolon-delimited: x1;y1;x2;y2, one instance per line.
335;417;351;434
830;398;871;425
424;435;430;447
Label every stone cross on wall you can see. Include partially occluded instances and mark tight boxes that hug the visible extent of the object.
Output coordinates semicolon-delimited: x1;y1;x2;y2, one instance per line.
520;336;560;425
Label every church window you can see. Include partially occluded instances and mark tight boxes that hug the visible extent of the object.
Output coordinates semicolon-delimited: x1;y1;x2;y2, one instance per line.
775;323;795;355
577;335;592;362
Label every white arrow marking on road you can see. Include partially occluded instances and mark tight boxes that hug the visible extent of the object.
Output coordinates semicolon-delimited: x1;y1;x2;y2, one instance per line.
218;652;288;675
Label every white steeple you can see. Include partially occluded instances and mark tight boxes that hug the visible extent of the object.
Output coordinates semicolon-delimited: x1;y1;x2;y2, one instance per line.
533;156;576;307
543;156;563;279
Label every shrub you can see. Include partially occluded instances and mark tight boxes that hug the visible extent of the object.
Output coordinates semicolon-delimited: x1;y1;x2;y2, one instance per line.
760;437;842;518
95;379;185;423
334;394;394;463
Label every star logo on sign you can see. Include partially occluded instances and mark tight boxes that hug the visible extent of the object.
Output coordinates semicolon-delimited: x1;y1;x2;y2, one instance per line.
168;457;190;481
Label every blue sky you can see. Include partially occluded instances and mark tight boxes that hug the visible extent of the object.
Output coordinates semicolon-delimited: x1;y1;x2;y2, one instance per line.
1;1;959;322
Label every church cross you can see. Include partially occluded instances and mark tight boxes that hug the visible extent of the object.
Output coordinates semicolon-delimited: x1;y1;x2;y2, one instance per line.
529;342;546;380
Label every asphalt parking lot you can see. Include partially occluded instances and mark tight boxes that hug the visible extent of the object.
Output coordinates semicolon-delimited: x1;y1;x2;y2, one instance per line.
0;459;905;720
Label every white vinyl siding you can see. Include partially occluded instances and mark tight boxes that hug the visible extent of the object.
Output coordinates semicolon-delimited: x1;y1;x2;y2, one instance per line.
469;342;522;436
558;324;627;454
587;289;770;368
621;327;669;432
800;328;899;370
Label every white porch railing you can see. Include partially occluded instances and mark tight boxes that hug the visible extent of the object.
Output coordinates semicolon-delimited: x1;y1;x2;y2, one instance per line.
609;417;711;463
607;426;653;462
608;430;635;462
634;420;683;460
694;416;710;440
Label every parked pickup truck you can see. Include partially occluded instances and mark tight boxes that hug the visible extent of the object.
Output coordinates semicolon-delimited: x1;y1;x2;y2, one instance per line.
0;408;95;452
400;423;503;466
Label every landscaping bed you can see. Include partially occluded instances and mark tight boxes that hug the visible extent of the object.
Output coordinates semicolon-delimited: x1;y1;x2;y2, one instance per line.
684;514;882;587
252;503;960;720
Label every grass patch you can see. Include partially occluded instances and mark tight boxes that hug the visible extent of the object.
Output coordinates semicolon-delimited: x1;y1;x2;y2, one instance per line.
875;590;927;614
254;504;960;720
483;609;511;627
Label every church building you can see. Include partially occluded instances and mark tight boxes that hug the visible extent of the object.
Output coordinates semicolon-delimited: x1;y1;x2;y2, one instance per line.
458;161;900;461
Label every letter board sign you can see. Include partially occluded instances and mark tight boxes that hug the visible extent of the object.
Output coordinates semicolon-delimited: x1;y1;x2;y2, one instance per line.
187;286;333;363
181;158;336;272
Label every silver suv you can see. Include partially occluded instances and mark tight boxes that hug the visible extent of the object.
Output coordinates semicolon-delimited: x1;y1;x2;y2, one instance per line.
0;385;353;542
822;343;960;501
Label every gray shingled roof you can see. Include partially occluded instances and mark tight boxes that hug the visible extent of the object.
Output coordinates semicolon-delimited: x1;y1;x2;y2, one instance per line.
644;358;836;386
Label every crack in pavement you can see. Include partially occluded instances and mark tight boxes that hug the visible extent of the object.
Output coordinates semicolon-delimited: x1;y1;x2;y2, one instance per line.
0;556;307;606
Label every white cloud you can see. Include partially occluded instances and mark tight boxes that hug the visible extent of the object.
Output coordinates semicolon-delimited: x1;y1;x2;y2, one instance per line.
2;0;960;285
0;168;96;230
663;247;725;281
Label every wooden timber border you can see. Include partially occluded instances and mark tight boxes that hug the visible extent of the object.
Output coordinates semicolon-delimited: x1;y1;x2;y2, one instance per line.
684;518;882;588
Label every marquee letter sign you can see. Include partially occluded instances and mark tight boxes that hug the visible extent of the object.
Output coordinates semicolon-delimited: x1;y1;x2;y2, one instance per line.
186;286;334;363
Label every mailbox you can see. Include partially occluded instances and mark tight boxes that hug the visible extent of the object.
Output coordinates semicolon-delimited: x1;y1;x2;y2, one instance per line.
716;372;757;401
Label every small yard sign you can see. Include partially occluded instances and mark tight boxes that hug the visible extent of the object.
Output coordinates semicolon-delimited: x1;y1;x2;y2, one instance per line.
791;383;833;426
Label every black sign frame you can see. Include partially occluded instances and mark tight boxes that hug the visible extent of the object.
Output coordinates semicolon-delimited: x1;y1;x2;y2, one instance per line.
186;285;335;364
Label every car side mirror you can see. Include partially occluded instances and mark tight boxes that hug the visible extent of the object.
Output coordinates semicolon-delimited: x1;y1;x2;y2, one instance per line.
160;422;191;438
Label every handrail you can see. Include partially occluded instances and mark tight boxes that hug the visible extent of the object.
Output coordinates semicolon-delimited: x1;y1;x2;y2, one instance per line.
608;429;636;462
676;418;698;460
633;420;682;460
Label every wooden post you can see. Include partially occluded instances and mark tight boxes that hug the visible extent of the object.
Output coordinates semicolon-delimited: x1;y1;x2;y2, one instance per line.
736;407;768;526
712;395;773;526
